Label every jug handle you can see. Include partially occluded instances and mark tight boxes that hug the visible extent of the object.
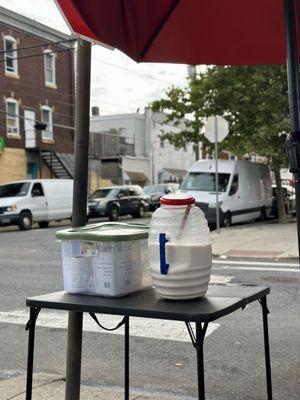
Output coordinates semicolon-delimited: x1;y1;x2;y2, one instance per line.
159;233;169;275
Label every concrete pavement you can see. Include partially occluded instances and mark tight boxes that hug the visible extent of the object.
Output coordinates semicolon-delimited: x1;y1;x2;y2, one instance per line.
210;218;299;259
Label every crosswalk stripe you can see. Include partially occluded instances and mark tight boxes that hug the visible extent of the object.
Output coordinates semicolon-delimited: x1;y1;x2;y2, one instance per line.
0;310;220;342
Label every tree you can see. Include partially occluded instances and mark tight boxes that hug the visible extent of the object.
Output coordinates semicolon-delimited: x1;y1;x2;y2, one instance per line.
152;65;290;222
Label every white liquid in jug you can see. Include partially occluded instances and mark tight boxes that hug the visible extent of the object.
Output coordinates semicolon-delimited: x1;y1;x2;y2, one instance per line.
148;242;212;300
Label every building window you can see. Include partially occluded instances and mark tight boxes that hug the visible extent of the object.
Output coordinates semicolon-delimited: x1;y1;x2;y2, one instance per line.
6;98;19;137
44;50;56;86
41;106;53;141
4;36;18;75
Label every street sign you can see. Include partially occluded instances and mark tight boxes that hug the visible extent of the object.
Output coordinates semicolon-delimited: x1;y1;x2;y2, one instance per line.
204;116;229;234
0;136;4;152
204;116;229;143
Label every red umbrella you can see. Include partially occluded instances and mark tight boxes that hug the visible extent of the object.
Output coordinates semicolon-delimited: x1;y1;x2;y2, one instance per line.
56;0;299;65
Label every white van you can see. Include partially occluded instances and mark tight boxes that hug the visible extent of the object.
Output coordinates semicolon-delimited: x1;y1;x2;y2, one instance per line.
0;179;73;230
180;160;272;226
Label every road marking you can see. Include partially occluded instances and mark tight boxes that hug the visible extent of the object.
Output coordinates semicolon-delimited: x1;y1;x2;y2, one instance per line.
0;310;220;342
213;259;299;268
214;265;300;273
210;274;234;284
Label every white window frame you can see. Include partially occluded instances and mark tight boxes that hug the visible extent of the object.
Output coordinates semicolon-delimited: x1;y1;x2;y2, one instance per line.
44;50;56;86
6;98;19;137
41;105;53;141
4;35;18;75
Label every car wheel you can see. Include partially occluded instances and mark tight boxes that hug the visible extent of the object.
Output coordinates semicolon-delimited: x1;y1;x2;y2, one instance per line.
18;211;32;231
109;206;119;221
132;205;145;218
222;212;231;228
38;221;49;229
255;207;266;222
138;205;145;218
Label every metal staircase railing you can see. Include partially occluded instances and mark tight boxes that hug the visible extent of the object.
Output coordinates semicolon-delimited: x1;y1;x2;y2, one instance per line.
41;150;73;179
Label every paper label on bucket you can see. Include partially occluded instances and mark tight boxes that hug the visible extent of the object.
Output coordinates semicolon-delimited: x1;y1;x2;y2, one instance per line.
63;256;93;293
92;241;141;296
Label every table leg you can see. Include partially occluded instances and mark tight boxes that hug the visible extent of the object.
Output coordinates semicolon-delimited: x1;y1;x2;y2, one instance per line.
185;322;208;400
124;316;129;400
196;323;206;400
25;307;40;400
65;311;83;400
259;296;273;400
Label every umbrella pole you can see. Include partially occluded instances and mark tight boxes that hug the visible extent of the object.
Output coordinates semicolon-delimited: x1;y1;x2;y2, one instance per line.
65;39;91;400
284;0;300;262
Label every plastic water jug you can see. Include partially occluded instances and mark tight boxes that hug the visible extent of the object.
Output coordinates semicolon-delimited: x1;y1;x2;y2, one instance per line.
148;194;212;300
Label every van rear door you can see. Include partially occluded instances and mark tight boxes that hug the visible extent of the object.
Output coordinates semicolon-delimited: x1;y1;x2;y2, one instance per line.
30;182;48;221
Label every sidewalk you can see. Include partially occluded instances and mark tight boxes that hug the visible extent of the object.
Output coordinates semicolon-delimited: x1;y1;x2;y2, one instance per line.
0;373;195;400
210;218;298;259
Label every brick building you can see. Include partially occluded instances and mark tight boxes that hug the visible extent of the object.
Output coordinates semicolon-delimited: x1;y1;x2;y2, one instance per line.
0;6;75;185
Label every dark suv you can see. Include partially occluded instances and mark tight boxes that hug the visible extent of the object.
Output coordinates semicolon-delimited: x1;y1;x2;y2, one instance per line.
143;183;179;211
88;185;149;221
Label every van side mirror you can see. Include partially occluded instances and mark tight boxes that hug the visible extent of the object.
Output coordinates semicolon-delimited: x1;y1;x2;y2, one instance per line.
229;186;237;196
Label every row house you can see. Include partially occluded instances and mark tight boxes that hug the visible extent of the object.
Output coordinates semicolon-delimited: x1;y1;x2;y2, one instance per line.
89;107;196;189
0;6;75;185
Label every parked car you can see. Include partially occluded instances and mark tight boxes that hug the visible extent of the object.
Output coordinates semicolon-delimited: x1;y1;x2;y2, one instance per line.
0;179;73;230
179;160;272;227
143;183;179;211
88;185;149;221
271;185;296;217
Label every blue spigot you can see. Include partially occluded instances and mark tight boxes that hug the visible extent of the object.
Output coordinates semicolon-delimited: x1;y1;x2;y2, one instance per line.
159;233;169;275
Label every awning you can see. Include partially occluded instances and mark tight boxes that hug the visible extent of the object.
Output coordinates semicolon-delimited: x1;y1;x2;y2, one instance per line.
125;171;149;182
163;168;187;179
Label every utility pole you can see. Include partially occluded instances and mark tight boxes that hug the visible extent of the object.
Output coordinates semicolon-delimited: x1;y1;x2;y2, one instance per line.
65;38;91;400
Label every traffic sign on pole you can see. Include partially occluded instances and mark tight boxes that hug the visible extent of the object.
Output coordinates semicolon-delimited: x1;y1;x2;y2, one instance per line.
204;116;229;233
204;116;229;143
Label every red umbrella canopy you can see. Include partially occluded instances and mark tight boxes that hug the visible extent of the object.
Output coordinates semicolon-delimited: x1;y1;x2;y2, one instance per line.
56;0;300;65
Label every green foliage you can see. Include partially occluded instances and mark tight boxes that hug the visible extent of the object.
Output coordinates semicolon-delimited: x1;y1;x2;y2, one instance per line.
152;65;290;167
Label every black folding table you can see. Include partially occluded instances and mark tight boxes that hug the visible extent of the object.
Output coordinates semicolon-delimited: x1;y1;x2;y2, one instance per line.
25;284;272;400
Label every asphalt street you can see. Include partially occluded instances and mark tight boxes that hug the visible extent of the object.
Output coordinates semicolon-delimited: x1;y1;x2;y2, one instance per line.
0;218;299;399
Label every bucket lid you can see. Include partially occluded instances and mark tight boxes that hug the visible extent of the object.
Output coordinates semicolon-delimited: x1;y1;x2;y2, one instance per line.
160;194;195;206
55;222;149;242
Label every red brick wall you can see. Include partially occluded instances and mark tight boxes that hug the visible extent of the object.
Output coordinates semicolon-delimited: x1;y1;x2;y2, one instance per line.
0;24;75;154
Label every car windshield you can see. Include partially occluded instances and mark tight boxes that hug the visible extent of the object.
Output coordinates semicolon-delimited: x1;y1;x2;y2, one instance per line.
0;182;31;198
89;188;118;199
181;172;230;192
144;185;166;195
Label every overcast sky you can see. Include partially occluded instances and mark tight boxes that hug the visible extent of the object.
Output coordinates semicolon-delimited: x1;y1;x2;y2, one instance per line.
0;0;189;115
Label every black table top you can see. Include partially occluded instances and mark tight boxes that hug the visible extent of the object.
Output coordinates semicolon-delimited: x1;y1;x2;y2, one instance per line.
26;285;269;323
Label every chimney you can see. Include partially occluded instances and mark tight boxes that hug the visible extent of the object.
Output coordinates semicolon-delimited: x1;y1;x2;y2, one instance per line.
91;106;100;116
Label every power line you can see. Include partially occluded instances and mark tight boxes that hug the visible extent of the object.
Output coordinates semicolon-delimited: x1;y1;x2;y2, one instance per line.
91;56;175;85
0;46;75;64
0;37;76;55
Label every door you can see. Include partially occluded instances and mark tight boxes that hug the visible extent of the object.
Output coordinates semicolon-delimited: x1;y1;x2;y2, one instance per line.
24;110;36;148
127;187;138;213
27;163;38;179
117;188;130;215
30;182;48;221
228;174;243;223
